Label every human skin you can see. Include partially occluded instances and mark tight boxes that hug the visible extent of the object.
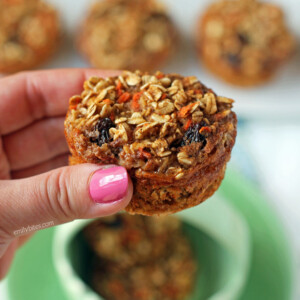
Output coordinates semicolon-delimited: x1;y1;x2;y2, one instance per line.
0;69;133;279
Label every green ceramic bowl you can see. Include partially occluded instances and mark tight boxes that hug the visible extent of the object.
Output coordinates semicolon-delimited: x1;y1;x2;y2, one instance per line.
53;196;251;300
7;168;296;300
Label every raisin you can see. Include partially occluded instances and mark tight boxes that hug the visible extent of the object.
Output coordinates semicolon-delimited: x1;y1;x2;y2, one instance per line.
170;122;208;148
90;118;116;146
237;32;249;45
226;53;241;67
182;123;206;145
104;215;123;229
181;123;207;147
148;12;169;21
8;34;19;43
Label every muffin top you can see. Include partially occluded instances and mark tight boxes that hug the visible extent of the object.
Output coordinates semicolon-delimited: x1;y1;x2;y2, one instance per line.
199;0;295;77
84;214;184;267
0;0;60;72
78;0;177;70
65;71;236;180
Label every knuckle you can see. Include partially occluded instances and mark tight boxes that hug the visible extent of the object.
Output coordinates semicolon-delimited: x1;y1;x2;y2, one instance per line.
44;168;78;221
0;184;15;242
0;225;13;244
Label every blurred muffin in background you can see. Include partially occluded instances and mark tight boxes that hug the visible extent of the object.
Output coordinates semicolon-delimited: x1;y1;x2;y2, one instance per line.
196;0;296;86
0;0;61;74
77;0;178;71
84;214;197;300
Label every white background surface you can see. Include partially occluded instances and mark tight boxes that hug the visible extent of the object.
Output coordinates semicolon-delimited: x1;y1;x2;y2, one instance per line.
1;0;300;299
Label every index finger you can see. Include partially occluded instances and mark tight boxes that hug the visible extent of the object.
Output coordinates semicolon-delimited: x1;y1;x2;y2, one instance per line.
0;69;121;135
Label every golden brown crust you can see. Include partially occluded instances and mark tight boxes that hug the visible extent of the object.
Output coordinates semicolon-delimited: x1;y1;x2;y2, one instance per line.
77;0;177;71
125;163;226;215
0;0;60;73
196;0;295;86
65;71;237;215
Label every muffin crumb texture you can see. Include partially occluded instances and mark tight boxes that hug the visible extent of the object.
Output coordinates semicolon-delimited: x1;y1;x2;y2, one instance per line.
197;0;295;86
65;70;237;215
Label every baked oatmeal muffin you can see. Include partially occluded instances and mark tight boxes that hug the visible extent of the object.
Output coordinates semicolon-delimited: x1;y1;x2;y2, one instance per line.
0;0;60;73
84;214;196;300
77;0;177;71
65;70;237;215
196;0;295;86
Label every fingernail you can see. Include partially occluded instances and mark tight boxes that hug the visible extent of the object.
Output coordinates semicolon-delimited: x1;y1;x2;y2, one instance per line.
89;166;128;203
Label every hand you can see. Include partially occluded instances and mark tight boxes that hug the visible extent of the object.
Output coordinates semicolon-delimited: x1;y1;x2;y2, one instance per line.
0;69;133;279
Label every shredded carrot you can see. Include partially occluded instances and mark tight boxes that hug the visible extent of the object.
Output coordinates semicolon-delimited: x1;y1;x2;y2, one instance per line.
214;113;222;120
161;93;167;100
133;92;142;101
178;103;195;118
200;126;211;133
156;73;164;79
116;81;123;97
118;92;131;103
126;229;142;243
139;148;152;159
110;112;115;121
183;119;192;130
103;99;112;105
132;92;142;111
194;89;203;94
214;112;226;121
69;105;77;110
116;81;122;90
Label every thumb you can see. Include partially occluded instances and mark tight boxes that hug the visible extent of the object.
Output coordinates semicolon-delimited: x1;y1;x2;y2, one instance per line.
0;164;132;240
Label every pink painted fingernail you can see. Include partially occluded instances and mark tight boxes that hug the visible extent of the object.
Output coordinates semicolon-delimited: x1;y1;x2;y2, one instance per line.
89;166;128;203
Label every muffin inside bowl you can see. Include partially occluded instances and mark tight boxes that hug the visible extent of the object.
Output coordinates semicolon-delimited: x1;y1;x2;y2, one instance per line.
53;196;250;300
76;215;197;300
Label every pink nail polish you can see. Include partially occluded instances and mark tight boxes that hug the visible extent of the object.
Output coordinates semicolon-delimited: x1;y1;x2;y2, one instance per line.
89;166;128;203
